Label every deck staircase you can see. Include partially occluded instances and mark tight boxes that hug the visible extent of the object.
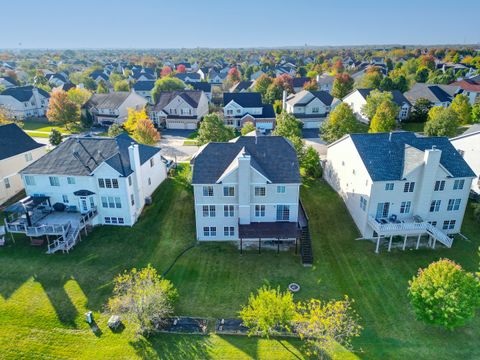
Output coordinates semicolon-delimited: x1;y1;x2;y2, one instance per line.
298;200;313;266
46;208;98;254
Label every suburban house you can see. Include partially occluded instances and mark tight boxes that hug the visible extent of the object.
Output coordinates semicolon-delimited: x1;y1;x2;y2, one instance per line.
316;74;335;93
189;82;212;101
0;124;46;205
229;81;254;93
190;135;305;252
132;80;156;103
324;132;475;253
208;70;227;84
89;70;109;84
450;78;480;104
4;134;168;253
0;76;17;89
46;73;68;87
284;90;335;128
223;92;276;130
404;83;459;107
149;90;208;129
0;86;50;119
451;125;480;195
83;91;147;126
250;70;265;81
292;77;311;93
175;73;202;83
342;88;411;123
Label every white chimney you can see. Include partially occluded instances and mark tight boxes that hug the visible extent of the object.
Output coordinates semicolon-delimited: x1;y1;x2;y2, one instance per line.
237;148;251;225
414;147;442;219
128;143;144;210
282;90;287;111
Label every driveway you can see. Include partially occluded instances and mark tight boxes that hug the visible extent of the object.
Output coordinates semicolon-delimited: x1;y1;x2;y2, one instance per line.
158;130;199;161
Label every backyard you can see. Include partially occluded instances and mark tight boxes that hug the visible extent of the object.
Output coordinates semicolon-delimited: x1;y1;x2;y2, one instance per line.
21;119;75;138
0;168;479;359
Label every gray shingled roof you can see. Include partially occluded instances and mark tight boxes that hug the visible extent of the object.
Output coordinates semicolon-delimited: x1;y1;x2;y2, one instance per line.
1;86;50;102
153;90;203;111
0;123;44;161
348;132;475;181
132;80;155;91
21;133;159;177
191;136;300;184
223;92;263;107
404;83;458;104
85;92;131;109
353;88;411;106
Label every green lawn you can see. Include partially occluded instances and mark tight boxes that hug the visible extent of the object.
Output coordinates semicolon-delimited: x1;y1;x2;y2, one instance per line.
401;122;425;133
0;168;479;359
21;120;79;138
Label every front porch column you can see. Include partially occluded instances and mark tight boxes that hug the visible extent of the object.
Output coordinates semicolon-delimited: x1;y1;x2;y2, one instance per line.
388;235;393;252
375;235;381;253
416;234;421;249
402;235;408;251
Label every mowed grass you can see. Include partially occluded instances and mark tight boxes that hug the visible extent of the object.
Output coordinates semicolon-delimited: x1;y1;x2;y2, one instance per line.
0;168;479;359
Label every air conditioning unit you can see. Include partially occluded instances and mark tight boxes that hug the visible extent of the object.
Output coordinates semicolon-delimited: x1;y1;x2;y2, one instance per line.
144;196;152;205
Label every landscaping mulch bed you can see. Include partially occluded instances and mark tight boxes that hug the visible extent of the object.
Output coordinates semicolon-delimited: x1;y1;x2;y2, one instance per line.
156;317;208;335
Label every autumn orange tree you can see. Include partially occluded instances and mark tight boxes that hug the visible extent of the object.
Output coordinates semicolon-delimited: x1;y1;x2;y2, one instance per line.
134;118;160;145
46;89;80;130
124;108;149;133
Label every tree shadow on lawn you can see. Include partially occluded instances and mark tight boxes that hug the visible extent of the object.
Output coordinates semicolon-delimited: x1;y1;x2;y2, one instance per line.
131;333;212;360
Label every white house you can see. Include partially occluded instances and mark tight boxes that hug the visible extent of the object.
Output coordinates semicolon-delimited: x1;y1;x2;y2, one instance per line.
404;83;459;108
0;76;17;89
190;135;303;249
175;73;202;83
324;132;475;253
83;91;147;126
342;89;411;123
223;92;276;130
0;124;46;205
149;90;209;129
451;125;480;195
450;78;480;105
0;86;50;119
284;90;336;129
132;80;156;103
316;74;335;93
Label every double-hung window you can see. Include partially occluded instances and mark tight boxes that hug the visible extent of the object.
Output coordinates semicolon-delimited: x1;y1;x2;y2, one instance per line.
49;176;60;186
112;179;119;188
453;179;465;190
108;196;115;208
114;197;121;208
434;180;445;191
223;186;234;197
403;182;415;192
67;177;75;185
101;196;108;208
447;198;461;211
255;186;266;196
385;183;394;191
224;226;235;237
224;205;234;217
203;227;216;237
360;196;367;211
400;201;411;214
105;179;112;188
277;186;286;193
255;205;265;217
430;200;441;212
203;186;213;196
202;205;215;217
98;178;105;188
276;205;290;221
62;195;69;203
25;175;35;186
442;220;456;230
24;152;33;162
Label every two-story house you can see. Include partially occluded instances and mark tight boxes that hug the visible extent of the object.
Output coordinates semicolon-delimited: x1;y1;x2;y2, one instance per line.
450;78;480;105
451;125;480;195
342;89;411;123
83;91;148;126
174;73;202;83
316;74;335;93
149;90;209;129
20;133;167;227
0;124;46;205
190;136;302;249
324;132;475;253
0;86;50;119
284;90;336;128
223;92;276;130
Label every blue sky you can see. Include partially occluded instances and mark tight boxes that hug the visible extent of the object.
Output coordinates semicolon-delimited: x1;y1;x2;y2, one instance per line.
2;0;479;49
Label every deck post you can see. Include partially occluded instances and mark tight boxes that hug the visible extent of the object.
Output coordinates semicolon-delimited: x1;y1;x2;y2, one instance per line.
295;237;298;255
416;234;421;249
240;238;243;255
432;237;437;249
375;235;380;253
277;238;280;254
258;237;261;254
403;235;408;251
388;235;393;252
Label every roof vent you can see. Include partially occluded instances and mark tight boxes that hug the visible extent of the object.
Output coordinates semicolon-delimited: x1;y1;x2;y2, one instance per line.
389;132;392;142
432;145;437;150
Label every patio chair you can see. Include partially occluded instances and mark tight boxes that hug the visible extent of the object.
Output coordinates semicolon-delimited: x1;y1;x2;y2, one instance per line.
0;226;6;246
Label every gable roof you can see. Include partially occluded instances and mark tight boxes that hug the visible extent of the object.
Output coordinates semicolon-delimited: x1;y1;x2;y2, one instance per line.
132;80;155;91
230;80;253;92
348;88;410;106
404;83;458;104
21;133;159;177
345;132;475;181
191;136;300;184
153;90;203;111
291;77;311;88
175;73;201;82
85;92;131;109
0;123;44;161
223;92;263;107
189;82;212;93
1;86;50;102
287;90;334;107
450;79;480;92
